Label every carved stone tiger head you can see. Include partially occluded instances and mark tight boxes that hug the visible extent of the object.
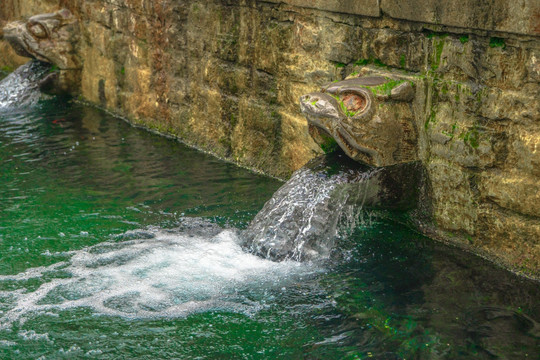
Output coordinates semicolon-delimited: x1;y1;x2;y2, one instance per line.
3;9;81;94
300;75;418;167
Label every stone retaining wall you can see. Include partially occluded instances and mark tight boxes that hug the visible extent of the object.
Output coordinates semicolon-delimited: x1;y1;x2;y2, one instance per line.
1;0;539;277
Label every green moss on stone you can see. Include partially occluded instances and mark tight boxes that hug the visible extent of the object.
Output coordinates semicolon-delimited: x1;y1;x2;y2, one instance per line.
423;30;449;39
459;127;480;149
489;37;506;49
399;54;406;68
368;79;406;96
330;94;359;117
464;129;480;148
229;113;237;127
441;83;449;94
424;108;437;130
354;59;370;66
442;122;458;139
1;65;14;74
319;133;339;154
459;35;469;44
353;58;388;68
431;39;445;70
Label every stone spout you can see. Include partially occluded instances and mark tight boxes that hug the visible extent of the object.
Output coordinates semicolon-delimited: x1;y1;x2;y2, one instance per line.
300;74;418;167
2;9;81;94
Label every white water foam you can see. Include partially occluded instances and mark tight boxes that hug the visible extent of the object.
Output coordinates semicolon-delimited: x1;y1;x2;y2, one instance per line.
0;221;317;329
0;61;50;110
244;166;373;261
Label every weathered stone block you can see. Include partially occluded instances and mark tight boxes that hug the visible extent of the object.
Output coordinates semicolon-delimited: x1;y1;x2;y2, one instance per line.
527;49;540;83
280;112;322;172
480;170;540;217
428;103;499;169
427;158;477;234
0;42;28;69
231;97;281;171
477;203;540;277
381;0;540;37
263;0;380;17
506;125;540;177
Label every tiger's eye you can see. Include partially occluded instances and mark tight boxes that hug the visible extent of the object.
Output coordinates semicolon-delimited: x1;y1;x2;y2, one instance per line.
341;92;367;113
28;23;47;38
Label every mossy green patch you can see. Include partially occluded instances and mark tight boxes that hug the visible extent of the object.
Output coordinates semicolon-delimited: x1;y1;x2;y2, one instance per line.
424;84;439;131
440;83;449;95
354;58;388;68
423;30;449;39
1;65;14;74
431;39;445;71
399;54;406;68
368;79;406;97
463;129;480;148
0;65;14;81
424;108;437;130
489;37;506;49
331;94;359;117
354;59;370;66
459;35;469;44
229;113;237;127
318;132;339;154
442;122;458;139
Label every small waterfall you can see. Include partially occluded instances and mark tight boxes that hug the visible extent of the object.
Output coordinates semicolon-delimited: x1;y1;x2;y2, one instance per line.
243;152;420;262
0;60;50;110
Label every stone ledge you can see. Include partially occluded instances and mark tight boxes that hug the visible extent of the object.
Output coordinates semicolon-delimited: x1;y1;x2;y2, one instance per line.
261;0;381;18
380;0;540;37
480;170;540;218
477;203;540;278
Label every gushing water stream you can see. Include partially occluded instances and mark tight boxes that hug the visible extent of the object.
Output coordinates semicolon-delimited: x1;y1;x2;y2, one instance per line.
243;153;420;261
243;163;371;261
0;60;50;109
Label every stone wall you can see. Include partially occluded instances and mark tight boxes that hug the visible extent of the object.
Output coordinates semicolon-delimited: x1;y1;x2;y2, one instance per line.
1;0;539;277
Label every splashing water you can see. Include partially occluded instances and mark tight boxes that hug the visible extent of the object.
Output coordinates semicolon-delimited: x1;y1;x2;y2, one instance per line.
242;152;421;261
243;158;380;261
0;60;50;110
0;219;317;330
